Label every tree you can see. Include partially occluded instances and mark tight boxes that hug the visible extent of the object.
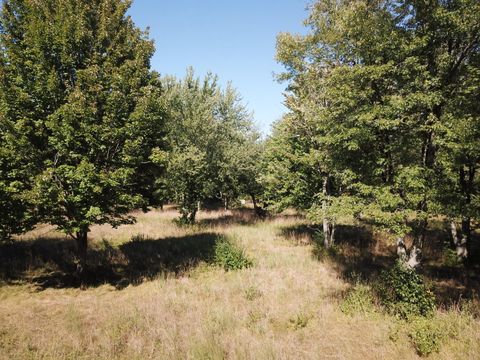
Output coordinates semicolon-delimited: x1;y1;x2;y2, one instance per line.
158;70;256;223
271;0;480;263
0;0;167;270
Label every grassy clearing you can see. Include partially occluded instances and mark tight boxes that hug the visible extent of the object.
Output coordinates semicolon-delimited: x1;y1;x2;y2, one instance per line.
0;208;479;359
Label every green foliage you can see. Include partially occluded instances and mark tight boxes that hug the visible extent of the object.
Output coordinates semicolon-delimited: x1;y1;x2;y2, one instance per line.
379;261;436;319
268;0;480;262
213;236;253;271
340;283;376;316
0;0;167;249
408;317;447;357
159;70;261;223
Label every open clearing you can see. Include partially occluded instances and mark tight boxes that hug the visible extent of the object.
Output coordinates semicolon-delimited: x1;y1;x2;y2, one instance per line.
0;208;479;359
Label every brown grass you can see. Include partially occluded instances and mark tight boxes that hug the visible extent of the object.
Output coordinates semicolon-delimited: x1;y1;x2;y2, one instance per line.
0;208;479;359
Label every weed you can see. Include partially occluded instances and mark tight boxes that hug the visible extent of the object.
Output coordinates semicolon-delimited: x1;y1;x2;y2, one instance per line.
213;236;253;271
288;312;311;330
340;283;376;316
244;286;262;301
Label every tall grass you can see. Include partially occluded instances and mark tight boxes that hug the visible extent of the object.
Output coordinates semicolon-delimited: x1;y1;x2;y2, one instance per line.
0;208;478;359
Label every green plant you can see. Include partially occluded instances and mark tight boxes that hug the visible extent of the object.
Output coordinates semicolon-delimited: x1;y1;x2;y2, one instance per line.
213;237;253;271
409;317;445;356
378;260;436;319
288;313;311;330
244;286;262;301
442;248;462;267
340;283;376;316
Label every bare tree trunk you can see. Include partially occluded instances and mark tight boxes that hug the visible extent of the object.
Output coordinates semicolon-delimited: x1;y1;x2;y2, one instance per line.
406;219;427;269
397;237;407;260
75;229;88;274
251;193;265;218
450;220;468;260
189;208;197;224
407;245;422;268
322;176;333;248
330;222;336;245
323;216;331;248
460;217;470;261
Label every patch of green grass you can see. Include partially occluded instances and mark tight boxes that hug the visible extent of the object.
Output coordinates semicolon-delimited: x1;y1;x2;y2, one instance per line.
213;236;253;271
288;312;311;330
340;283;377;316
244;286;262;301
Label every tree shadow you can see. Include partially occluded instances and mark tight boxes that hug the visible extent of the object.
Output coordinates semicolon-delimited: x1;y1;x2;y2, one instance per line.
280;222;480;305
0;233;221;290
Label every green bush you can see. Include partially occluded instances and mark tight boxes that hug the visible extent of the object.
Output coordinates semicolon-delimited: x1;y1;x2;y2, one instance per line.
213;237;253;271
409;317;445;356
378;260;435;319
340;283;376;316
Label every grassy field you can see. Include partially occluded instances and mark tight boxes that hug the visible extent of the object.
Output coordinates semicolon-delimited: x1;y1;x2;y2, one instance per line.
0;207;479;359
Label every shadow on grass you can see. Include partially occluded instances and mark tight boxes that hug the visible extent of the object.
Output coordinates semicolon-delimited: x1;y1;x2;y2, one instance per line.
0;233;221;290
281;223;480;305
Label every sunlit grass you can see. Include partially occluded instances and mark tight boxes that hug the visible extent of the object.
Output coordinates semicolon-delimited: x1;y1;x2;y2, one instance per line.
0;208;478;359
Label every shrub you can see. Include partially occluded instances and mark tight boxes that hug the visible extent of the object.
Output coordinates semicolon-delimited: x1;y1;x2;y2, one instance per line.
378;260;435;319
213;237;253;271
409;317;445;356
340;283;376;316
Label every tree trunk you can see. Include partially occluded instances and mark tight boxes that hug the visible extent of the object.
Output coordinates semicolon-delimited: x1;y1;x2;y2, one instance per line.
75;229;88;274
251;193;258;211
407;244;421;268
251;193;265;218
322;176;334;248
458;164;475;264
461;217;471;262
323;216;331;248
330;222;336;246
406;219;427;269
450;220;468;260
189;208;197;224
396;237;407;260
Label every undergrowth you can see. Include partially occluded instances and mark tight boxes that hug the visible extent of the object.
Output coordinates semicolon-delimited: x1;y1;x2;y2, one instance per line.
213;236;253;271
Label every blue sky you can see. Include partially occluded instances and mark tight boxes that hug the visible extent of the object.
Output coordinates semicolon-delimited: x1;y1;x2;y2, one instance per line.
128;0;309;134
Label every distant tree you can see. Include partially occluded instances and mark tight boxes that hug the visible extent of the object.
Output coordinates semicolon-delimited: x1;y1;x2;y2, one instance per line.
158;70;257;223
0;0;167;271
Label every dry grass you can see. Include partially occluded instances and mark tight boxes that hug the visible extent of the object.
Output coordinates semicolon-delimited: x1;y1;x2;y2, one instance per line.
0;208;479;359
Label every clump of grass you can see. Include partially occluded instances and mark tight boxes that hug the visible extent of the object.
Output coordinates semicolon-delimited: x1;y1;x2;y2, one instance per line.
340;283;377;316
288;312;311;330
213;236;253;271
244;286;262;301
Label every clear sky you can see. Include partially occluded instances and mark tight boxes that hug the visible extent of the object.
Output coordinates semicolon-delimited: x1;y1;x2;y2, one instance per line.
128;0;309;134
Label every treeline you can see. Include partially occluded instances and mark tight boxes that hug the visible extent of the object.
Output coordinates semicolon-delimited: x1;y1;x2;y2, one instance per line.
262;0;480;267
0;0;262;269
1;0;479;272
